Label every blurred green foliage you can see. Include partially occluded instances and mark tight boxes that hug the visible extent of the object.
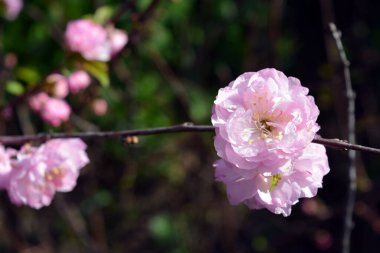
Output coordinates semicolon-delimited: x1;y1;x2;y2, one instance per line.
1;0;380;253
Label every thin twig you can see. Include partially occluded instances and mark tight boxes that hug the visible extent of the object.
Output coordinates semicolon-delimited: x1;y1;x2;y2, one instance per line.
329;23;356;253
0;123;378;155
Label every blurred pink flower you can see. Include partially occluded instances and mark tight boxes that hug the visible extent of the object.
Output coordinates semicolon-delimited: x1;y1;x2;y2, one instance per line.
2;0;22;20
0;145;12;189
92;99;108;116
46;73;69;98
215;143;330;216
67;70;91;93
28;92;49;112
65;19;111;61
40;97;71;127
212;68;320;175
107;26;128;57
7;139;89;209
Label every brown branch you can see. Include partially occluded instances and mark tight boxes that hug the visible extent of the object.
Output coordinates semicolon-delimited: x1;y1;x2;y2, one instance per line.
329;23;356;253
135;0;161;23
0;123;379;155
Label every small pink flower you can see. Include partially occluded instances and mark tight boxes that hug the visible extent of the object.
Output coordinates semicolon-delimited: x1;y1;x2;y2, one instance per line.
2;0;22;20
46;73;69;98
65;19;110;61
28;92;49;112
107;26;128;57
7;139;89;209
67;70;91;93
40;97;71;127
215;143;330;216
212;68;320;175
92;99;108;116
38;139;90;192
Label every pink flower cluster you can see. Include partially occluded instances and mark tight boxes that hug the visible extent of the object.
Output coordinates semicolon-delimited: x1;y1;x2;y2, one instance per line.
212;68;330;216
1;0;22;20
29;71;91;126
0;139;89;209
65;19;128;62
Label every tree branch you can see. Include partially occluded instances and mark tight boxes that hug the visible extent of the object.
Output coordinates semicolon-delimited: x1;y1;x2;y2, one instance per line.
0;123;379;155
329;23;356;253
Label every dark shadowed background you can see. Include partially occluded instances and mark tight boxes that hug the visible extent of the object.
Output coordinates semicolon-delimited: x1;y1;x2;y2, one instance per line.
1;0;380;252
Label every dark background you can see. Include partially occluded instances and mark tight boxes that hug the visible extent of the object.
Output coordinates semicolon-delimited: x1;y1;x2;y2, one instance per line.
1;0;380;252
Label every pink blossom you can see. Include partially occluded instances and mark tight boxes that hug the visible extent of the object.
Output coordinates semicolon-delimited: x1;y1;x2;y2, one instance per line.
215;143;329;216
67;70;91;93
212;69;320;174
28;92;49;112
2;0;22;20
0;145;12;189
107;26;128;57
65;19;111;61
46;73;69;98
7;139;89;209
92;99;108;116
40;97;71;127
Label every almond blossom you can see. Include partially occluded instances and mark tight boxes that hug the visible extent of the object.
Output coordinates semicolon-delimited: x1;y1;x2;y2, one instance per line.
46;73;69;98
65;19;110;61
2;0;23;20
212;68;329;215
7;139;89;209
67;70;91;93
40;97;71;127
92;98;108;116
65;19;128;62
212;68;320;175
107;26;128;57
0;145;12;189
215;143;329;216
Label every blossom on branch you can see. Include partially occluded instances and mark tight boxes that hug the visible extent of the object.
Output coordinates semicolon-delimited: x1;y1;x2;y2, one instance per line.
28;70;92;126
212;68;329;216
40;97;71;127
1;0;22;20
0;145;12;189
65;19;128;62
215;143;329;216
67;70;91;93
5;139;89;209
46;73;69;98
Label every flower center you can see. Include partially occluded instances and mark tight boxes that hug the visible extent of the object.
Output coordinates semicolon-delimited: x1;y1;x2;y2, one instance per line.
269;174;282;192
45;167;63;181
253;118;274;139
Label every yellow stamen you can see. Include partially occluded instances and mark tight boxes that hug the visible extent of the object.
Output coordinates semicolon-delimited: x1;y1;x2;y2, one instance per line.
270;174;282;192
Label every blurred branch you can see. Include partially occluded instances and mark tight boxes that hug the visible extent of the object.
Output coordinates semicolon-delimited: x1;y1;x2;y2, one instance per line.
135;0;161;23
54;196;95;251
329;23;356;253
0;123;379;155
150;50;192;120
107;0;136;25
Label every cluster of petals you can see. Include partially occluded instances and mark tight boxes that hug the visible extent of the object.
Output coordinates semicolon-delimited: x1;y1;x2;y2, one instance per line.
28;71;91;126
0;139;89;209
212;68;330;216
1;0;23;20
65;19;128;62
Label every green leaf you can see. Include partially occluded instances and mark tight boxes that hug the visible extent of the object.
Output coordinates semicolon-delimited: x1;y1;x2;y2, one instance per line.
93;5;115;24
82;60;109;87
5;81;24;95
15;67;40;84
149;214;173;242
